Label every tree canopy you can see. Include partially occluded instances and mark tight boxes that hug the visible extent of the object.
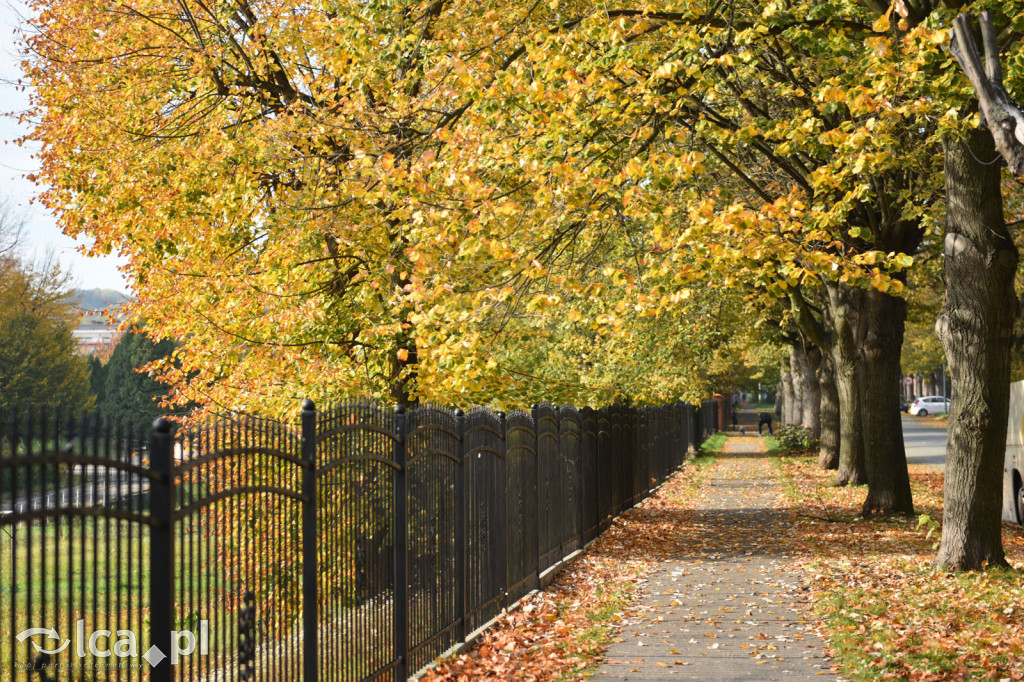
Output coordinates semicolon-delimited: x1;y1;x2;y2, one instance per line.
20;0;1024;410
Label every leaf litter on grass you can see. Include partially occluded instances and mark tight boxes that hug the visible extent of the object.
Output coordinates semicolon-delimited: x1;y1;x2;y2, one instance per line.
773;455;1024;681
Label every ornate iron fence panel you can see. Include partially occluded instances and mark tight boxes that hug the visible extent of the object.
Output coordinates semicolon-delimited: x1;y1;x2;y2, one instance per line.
580;408;600;545
610;407;626;517
533;404;561;573
596;409;614;533
462;409;505;636
315;401;402;682
0;410;153;682
170;413;305;682
503;410;537;605
404;407;461;674
557;407;582;555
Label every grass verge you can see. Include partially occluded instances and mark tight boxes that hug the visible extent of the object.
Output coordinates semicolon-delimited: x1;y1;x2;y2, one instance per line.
549;579;635;681
762;434;784;456
699;432;727;456
773;455;1024;680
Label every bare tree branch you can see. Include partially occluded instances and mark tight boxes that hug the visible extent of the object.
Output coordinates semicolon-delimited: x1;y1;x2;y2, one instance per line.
950;12;1024;176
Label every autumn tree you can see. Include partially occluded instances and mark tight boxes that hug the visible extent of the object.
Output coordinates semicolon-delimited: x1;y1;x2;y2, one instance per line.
436;1;935;513
817;348;841;469
0;206;91;412
26;0;566;411
24;0;919;522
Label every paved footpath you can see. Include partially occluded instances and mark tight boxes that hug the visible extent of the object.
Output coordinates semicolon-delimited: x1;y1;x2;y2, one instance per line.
596;435;835;680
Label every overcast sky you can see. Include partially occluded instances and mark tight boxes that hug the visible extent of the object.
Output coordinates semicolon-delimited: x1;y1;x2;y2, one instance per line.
1;0;129;293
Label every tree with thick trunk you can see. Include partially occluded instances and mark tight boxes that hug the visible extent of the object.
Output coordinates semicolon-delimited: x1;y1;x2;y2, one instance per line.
788;346;806;427
800;343;822;439
935;127;1015;569
780;367;795;426
790;284;867;486
858;287;915;515
818;353;841;469
834;290;865;488
931;12;1024;570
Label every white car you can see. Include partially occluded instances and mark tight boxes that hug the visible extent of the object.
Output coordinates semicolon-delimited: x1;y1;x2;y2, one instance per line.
909;396;950;416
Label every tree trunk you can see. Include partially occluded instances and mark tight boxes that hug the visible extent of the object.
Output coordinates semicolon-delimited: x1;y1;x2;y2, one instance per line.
818;353;840;469
833;354;866;485
934;130;1016;570
788;347;805;427
858;287;915;516
828;282;867;486
779;368;794;426
801;344;822;438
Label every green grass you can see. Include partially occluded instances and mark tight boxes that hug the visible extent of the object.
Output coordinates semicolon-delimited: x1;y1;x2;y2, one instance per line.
0;519;154;679
691;452;718;472
751;403;776;412
699;432;727;456
762;435;784;456
0;516;255;677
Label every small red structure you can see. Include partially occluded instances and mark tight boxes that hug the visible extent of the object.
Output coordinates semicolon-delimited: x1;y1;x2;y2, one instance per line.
712;394;731;431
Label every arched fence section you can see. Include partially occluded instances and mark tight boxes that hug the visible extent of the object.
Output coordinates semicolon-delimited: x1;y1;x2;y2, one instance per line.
557;406;582;557
169;413;307;682
0;399;716;682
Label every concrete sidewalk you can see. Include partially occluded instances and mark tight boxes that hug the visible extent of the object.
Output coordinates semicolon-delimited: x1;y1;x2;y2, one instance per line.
595;436;834;680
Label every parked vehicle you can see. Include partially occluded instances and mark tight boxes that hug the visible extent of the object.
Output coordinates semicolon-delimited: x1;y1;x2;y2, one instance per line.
909;395;950;416
1005;381;1024;525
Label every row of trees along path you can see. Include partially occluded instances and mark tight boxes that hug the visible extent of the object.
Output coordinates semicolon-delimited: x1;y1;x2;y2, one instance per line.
595;434;833;680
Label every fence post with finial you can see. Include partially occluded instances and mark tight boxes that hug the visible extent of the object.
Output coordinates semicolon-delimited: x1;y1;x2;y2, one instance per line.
149;417;174;682
301;399;318;682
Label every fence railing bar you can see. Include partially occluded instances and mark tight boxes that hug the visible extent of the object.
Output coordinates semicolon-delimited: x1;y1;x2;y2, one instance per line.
174;486;307;518
173;445;305;473
313;423;399;444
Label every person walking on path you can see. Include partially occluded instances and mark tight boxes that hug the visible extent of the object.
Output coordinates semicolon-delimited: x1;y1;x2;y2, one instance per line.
595;435;833;680
758;411;774;435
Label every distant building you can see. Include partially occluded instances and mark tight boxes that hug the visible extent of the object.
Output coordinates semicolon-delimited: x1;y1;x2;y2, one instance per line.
73;321;121;355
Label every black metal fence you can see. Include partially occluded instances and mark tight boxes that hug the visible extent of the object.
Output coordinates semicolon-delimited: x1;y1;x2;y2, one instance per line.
1;399;715;681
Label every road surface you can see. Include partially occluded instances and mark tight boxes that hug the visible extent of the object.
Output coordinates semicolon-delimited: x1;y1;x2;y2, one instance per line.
902;414;947;469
